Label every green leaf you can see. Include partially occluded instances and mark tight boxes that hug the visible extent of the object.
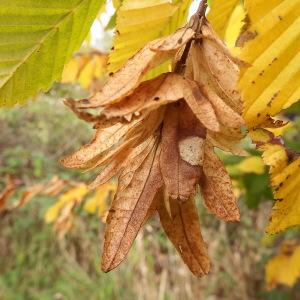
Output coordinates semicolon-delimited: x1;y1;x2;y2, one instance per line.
243;173;273;209
0;0;105;107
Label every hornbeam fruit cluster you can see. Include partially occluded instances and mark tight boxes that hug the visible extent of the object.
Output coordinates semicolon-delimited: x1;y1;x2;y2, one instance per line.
62;12;246;276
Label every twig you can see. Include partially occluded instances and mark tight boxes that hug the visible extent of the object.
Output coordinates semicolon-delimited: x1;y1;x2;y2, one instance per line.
195;0;208;18
174;0;208;74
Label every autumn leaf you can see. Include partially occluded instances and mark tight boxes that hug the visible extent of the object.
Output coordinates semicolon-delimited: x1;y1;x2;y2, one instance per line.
62;7;245;275
0;0;105;107
62;51;107;92
0;175;16;213
158;196;210;276
108;0;192;76
73;26;195;109
239;0;300;128
45;185;88;224
160;103;203;201
42;176;68;196
102;140;162;272
200;142;240;222
84;182;116;217
259;142;300;233
266;240;300;289
11;184;44;210
207;0;245;49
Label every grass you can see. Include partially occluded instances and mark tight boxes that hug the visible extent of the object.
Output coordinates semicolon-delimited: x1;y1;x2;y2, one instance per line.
1;91;300;300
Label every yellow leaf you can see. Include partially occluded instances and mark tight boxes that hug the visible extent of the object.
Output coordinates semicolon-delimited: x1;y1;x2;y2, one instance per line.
248;128;274;144
224;3;246;51
108;0;192;75
62;52;107;91
260;143;300;233
208;0;245;48
112;0;121;9
267;121;293;137
84;182;116;216
239;0;300;128
45;185;88;223
266;241;300;289
61;59;80;83
236;156;265;174
78;59;96;89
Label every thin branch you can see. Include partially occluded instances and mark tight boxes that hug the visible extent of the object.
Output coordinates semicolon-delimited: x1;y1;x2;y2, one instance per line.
174;0;208;74
196;0;208;18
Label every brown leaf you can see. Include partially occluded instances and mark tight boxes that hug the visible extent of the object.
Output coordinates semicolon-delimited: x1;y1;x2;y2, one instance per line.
102;73;220;133
75;27;195;109
101;141;163;272
92;109;166;175
11;184;44;210
102;74;170;118
90;135;157;188
199;23;242;110
54;200;77;240
200;142;240;222
158;196;210;277
150;27;195;52
0;175;16;213
184;79;220;132
199;84;245;137
64;98;109;123
201;21;246;67
160;103;203;201
189;41;242;114
207;132;248;156
60;119;141;169
42;176;68;196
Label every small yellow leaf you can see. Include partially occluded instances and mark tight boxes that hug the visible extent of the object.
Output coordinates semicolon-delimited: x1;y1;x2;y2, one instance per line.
62;52;107;91
260;143;300;233
266;241;300;289
267;122;293;137
236;156;265;174
45;185;88;223
61;59;80;83
84;183;116;216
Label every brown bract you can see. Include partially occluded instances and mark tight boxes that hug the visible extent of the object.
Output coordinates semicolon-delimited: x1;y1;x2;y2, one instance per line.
62;16;246;276
0;175;16;213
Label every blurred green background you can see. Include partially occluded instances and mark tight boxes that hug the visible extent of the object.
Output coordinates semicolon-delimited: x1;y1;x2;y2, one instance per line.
1;84;300;300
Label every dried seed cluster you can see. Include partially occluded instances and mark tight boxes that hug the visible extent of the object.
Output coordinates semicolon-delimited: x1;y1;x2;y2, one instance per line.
62;14;246;276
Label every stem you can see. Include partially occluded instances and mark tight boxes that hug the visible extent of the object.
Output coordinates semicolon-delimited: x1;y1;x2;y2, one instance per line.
174;0;208;74
195;0;208;18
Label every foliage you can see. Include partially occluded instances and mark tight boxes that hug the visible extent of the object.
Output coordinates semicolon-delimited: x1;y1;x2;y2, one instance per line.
266;240;300;289
0;0;105;107
261;142;300;233
207;0;245;49
61;12;246;275
1;0;300;289
239;0;300;128
108;0;192;76
61;51;108;92
1;93;300;299
0;173;116;239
